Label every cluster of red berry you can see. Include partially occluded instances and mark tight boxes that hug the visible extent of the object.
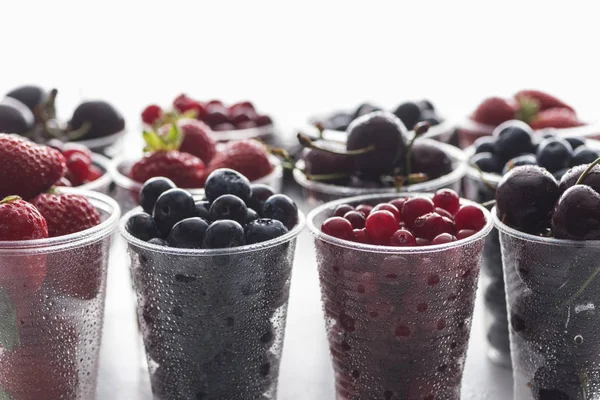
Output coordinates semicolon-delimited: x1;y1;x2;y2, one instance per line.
47;141;103;187
320;189;487;247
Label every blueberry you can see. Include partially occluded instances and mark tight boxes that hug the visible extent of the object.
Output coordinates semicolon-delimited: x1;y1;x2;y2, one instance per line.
69;100;125;139
536;138;573;173
493;121;534;161
570;146;599;167
353;102;382;119
474;136;496;154
203;220;245;249
417;99;435;111
153;188;196;236
409;142;453;179
167;217;209;248
209;194;247;225
470;152;503;174
126;212;162;241
245;208;259;224
148;238;168;246
245;218;289;245
247;184;275;214
262;194;298;230
502;154;537;175
565;137;585;150
194;200;211;220
392;102;421;130
418;110;441;126
140;177;177;214
204;168;252;203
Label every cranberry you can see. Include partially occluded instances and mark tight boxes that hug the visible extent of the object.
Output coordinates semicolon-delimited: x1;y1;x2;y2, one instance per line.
434;207;453;219
365;210;398;244
205;111;231;128
231;112;252;126
433;188;460;215
236;120;258;130
321;217;355;240
431;233;457;245
372;203;400;221
229;105;257;119
334;204;354;217
62;143;92;163
389;198;406;214
86;165;104;182
413;212;446;241
213;123;236;131
141;104;162;125
416;238;431;246
442;216;457;235
255;115;273;127
205;99;224;109
389;229;416;246
456;229;476;239
402;197;434;230
344;211;366;229
455;205;486;232
353;228;371;244
355;204;373;217
67;154;91;185
230;101;255;112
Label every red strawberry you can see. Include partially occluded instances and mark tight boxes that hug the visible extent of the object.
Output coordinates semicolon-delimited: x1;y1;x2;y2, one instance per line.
131;151;205;188
529;108;585;130
515;89;575;113
159;119;217;164
173;94;208;120
141;104;163;125
0;196;48;241
206;140;273;181
32;193;101;237
0;134;66;200
470;97;517;126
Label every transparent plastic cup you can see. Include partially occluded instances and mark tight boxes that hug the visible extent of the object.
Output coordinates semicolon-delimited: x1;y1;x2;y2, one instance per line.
0;189;120;400
74;129;127;159
494;209;600;399
294;138;467;206
120;207;305;399
307;193;493;400
109;155;283;214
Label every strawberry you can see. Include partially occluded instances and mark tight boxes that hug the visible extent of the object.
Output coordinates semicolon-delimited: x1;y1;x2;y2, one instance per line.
0;134;66;200
0;196;48;241
141;104;163;125
470;97;517;126
159;119;216;164
206;139;273;181
529;107;585;130
32;193;101;237
515;89;575;113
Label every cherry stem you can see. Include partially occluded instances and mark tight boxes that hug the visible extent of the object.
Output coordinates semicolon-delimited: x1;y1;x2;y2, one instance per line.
481;200;496;210
0;196;21;205
305;172;351;181
314;122;325;140
470;162;497;192
405;122;430;177
297;133;375;155
576;156;600;185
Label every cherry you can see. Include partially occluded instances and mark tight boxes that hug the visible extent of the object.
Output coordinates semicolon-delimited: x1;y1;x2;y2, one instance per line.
413;212;446;241
433;189;460;215
344;211;366;229
389;229;416;246
558;164;600;195
66;154;91;185
353;228;371;244
409;142;453;179
431;233;457;245
321;217;355;241
365;210;398;244
355;204;373;217
402;197;434;230
454;205;486;232
371;203;400;221
456;229;476;239
255;115;273;127
334;204;354;217
442;216;457;235
388;198;406;214
434;207;453;219
552;184;600;240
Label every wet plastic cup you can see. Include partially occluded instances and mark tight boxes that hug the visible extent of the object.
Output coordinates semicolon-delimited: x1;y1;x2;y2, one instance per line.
494;209;600;399
307;193;493;400
120;207;305;399
0;189;120;400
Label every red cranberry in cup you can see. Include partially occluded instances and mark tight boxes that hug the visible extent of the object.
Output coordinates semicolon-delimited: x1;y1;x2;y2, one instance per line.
308;191;493;400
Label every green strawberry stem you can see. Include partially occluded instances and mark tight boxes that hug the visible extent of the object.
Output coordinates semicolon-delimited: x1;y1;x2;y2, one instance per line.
297;133;375;155
0;196;21;205
576;156;600;185
404;121;430;178
514;96;540;123
143;123;183;153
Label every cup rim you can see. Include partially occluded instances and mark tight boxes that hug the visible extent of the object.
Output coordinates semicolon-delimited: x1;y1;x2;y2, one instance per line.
307;192;493;254
293;138;467;196
119;206;306;256
0;188;120;254
77;152;113;191
458;117;600;138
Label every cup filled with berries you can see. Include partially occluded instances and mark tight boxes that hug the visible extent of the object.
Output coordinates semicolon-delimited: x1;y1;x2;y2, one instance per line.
120;168;304;399
110;120;283;213
307;188;493;400
464;120;600;368
292;113;466;205
493;158;600;399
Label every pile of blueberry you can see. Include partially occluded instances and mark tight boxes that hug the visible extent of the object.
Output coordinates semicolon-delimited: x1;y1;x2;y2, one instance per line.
470;120;599;181
126;168;299;248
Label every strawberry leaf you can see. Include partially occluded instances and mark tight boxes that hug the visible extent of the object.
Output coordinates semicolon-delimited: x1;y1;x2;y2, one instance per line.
142;131;166;153
0;387;14;400
515;96;540;123
166;123;183;150
0;288;19;352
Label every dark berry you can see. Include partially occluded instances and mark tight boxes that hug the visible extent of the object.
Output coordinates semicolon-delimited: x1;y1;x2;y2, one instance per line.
388;199;405;215
454;205;486;232
474;136;496;154
302;146;353;180
433;188;460;215
371;203;400;221
203;220;245;249
245;208;259;224
496;165;560;234
431;233;457;245
418;110;441;126
69;100;125;139
321;217;355;240
67;154;90;185
565;137;585;150
353;228;371;244
409;142;453;179
353;103;382;119
255;115;272;127
5;85;47;114
245;218;289;244
167;217;210;248
552;184;600;240
209;194;247;225
204;168;252;203
205;110;231;128
247;184;275;214
365;210;398;244
262;194;298;230
355;204;373;217
470;152;504;174
413;212;446;241
140;177;177;214
402;197;434;230
334;204;354;217
571;146;599;167
389;229;416;246
502;153;538;175
493;121;534;161
343;211;366;229
536;138;573;173
559;164;600;194
0;98;35;134
194;200;211;220
126;212;162;241
148;238;167;246
392;102;421;130
153;188;196;236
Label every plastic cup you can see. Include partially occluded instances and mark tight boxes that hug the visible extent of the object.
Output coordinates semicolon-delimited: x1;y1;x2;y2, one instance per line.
120;207;305;399
494;208;600;399
294;138;467;206
0;189;120;400
307;193;493;400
